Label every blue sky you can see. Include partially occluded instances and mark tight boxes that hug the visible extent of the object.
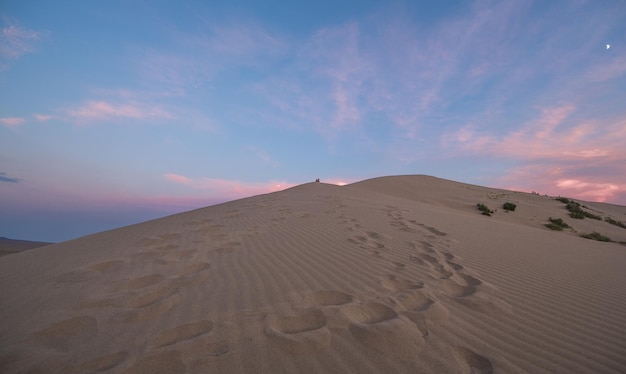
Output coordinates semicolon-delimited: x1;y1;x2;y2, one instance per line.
2;0;625;242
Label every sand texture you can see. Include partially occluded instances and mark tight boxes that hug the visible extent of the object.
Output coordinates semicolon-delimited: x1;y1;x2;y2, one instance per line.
1;175;625;373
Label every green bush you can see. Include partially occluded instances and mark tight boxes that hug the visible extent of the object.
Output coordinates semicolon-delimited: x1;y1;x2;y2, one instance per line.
476;203;493;216
503;202;517;211
605;217;626;229
545;217;570;231
580;232;612;242
557;198;601;220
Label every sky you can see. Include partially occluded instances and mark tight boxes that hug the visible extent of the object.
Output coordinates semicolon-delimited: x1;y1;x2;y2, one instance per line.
1;0;626;242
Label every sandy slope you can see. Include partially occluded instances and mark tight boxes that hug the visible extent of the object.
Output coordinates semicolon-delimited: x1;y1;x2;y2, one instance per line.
1;175;625;373
0;238;52;257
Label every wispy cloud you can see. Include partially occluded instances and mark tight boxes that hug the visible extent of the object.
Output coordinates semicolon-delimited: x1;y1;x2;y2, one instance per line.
66;100;172;123
0;18;40;59
0;117;25;128
447;105;625;161
33;114;53;122
163;173;293;199
139;20;287;87
0;18;41;71
0;171;20;183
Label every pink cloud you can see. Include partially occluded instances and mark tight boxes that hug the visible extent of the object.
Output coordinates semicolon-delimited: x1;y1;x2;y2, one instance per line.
0;19;40;59
447;105;625;162
164;173;295;199
67;101;172;122
496;164;626;204
0;117;25;128
448;107;626;204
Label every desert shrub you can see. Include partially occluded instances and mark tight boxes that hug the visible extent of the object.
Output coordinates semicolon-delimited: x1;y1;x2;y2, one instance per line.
476;203;493;216
503;202;517;211
565;201;585;219
583;211;602;220
545;217;570;231
580;232;612;242
558;199;601;220
605;217;626;229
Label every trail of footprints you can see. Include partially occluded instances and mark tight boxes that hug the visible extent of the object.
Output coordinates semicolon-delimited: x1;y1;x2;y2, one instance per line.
263;204;497;371
40;218;241;372
37;205;496;372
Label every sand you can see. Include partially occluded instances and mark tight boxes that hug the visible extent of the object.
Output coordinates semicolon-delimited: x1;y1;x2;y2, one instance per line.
1;175;625;373
0;238;52;257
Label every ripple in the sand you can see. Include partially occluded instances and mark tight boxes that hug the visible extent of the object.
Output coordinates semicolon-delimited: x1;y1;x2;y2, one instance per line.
342;302;398;324
305;290;353;306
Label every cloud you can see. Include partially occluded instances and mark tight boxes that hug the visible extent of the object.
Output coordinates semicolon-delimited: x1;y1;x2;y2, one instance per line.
0;18;40;59
444;104;626;204
33;114;53;122
163;173;294;199
445;104;626;162
0;117;25;128
0;172;20;183
495;164;626;204
139;20;287;87
66;100;172;123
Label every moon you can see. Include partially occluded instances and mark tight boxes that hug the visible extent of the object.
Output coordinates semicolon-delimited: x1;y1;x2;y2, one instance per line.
606;44;611;50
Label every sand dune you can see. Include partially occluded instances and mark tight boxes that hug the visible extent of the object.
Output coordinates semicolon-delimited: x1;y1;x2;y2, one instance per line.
1;175;625;373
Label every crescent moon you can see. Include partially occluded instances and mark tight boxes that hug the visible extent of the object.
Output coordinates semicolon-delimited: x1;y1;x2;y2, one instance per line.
606;44;611;50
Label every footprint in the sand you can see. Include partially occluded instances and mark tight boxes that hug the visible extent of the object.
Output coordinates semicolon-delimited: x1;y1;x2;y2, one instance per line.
455;347;493;374
123;274;164;290
342;302;398;324
65;352;130;374
150;320;214;349
266;309;331;354
438;279;477;298
305;290;353;306
213;241;242;254
343;302;426;358
177;261;211;276
428;265;454;280
348;234;385;251
380;274;423;292
395;290;434;312
113;295;178;324
121;350;186;373
56;260;125;283
29;316;98;352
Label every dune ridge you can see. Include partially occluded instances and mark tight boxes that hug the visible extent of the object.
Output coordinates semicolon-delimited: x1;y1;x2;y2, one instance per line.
1;175;625;373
